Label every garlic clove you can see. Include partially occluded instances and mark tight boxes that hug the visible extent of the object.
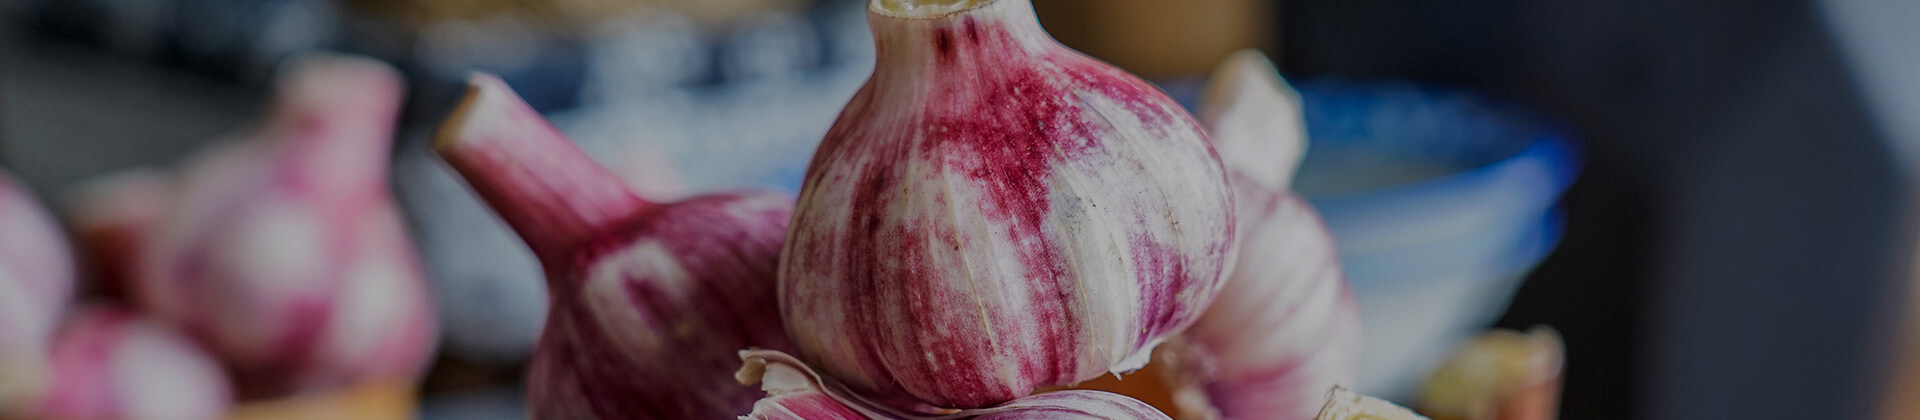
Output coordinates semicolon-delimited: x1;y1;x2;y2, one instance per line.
1198;49;1309;191
1316;387;1429;420
1416;327;1564;420
134;53;438;398
780;0;1236;410
438;73;797;419
29;306;234;420
0;167;76;410
1161;50;1362;420
737;350;1174;420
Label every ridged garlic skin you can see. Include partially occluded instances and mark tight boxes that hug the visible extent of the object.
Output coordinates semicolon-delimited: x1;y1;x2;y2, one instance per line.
738;350;1173;420
1171;51;1361;420
438;74;797;419
0;169;75;407
135;55;437;398
30;308;234;420
779;0;1235;410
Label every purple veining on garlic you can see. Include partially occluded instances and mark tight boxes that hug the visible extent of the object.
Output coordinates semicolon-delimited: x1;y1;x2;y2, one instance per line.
438;74;797;419
1168;51;1362;420
778;0;1235;410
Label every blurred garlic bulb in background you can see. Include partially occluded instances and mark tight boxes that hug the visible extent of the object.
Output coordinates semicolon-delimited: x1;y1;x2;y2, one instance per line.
28;307;234;420
134;54;437;398
779;0;1235;410
0;167;75;410
1317;387;1429;420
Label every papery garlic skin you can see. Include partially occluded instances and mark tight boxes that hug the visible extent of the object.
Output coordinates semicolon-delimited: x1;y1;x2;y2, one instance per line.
737;350;1173;420
30;307;234;420
1317;387;1428;420
779;0;1235;410
135;54;437;398
0;169;75;408
1169;51;1361;420
439;74;797;419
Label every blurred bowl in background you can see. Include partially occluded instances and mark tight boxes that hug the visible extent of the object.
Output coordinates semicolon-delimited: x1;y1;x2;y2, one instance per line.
1292;81;1583;400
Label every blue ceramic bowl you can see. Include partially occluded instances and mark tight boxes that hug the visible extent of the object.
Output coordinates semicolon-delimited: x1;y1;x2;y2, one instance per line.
1292;81;1582;398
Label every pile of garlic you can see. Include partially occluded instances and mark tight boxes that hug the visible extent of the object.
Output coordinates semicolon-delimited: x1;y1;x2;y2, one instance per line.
0;54;440;420
433;0;1419;418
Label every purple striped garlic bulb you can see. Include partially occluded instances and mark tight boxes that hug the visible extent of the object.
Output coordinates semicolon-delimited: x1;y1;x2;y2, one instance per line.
436;74;797;419
738;350;1173;420
27;307;234;420
1166;51;1361;420
779;0;1235;411
134;54;437;398
0;168;75;407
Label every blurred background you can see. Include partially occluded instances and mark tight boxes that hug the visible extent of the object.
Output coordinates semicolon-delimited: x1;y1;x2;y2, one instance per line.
1;0;1918;419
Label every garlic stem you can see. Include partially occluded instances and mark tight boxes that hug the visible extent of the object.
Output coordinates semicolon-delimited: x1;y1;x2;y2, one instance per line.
264;54;407;196
435;74;653;267
1199;50;1308;191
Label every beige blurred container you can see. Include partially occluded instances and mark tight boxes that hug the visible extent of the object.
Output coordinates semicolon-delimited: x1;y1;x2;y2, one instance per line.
225;381;417;420
1034;0;1275;79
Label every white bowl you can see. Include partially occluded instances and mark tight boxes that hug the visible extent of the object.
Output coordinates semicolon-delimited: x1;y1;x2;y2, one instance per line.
1293;81;1582;399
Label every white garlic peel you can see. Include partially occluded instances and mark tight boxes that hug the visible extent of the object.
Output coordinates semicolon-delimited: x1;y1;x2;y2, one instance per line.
737;350;1173;419
1316;387;1429;420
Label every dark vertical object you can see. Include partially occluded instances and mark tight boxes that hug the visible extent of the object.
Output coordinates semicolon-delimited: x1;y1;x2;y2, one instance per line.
1279;0;1901;419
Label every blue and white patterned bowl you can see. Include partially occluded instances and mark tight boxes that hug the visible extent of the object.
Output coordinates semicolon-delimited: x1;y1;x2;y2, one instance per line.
1292;81;1582;398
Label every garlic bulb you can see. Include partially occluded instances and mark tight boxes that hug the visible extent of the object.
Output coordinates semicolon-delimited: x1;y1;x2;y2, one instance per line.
28;307;234;420
738;350;1173;420
437;73;797;419
0;168;75;408
134;54;437;398
779;0;1235;410
1167;51;1361;420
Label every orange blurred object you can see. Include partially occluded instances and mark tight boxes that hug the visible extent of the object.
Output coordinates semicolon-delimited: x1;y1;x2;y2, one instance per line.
224;381;417;420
